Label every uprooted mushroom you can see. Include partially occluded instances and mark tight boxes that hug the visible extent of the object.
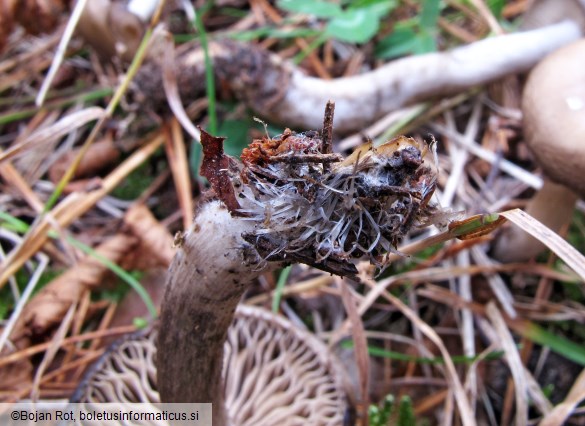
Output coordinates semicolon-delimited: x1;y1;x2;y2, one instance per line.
74;102;446;425
493;39;585;262
157;102;445;424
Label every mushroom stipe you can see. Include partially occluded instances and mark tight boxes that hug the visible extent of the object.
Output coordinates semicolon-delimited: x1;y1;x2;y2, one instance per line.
74;102;449;425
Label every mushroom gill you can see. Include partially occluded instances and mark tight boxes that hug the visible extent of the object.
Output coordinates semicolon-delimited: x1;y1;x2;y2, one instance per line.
72;305;350;426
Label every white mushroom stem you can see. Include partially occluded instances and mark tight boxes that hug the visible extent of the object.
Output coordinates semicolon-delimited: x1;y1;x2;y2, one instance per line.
493;181;578;262
494;38;585;262
157;201;270;425
138;20;582;134
272;21;582;132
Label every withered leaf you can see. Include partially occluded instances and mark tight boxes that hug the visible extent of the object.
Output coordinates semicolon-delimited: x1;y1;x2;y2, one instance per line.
199;127;241;214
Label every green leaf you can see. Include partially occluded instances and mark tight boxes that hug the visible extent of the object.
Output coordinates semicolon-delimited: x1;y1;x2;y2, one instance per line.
486;0;505;19
326;8;380;43
518;321;585;366
375;20;437;59
278;0;342;18
0;211;30;233
192;2;217;136
133;317;149;329
368;405;382;425
420;0;441;28
397;395;415;426
416;29;437;52
227;27;320;42
374;24;420;59
348;0;397;19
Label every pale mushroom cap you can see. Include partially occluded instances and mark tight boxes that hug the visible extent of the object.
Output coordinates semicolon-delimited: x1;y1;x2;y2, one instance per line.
522;38;585;197
72;306;350;425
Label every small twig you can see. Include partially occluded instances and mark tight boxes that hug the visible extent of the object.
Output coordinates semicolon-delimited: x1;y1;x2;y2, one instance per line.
321;100;335;172
0;326;137;369
268;152;342;164
31;303;77;400
321;100;335;154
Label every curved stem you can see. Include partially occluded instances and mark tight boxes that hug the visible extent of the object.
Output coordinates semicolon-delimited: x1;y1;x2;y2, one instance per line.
157;201;267;424
493;181;577;262
137;21;581;134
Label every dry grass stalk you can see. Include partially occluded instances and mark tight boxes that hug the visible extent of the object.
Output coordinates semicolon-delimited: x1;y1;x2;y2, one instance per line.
360;274;476;425
0;132;165;287
164;118;193;230
338;278;370;420
486;302;528;426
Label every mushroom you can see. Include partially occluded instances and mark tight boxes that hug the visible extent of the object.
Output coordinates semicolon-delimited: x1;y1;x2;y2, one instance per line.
72;305;350;425
73;103;442;424
493;39;585;262
76;0;158;62
154;123;441;422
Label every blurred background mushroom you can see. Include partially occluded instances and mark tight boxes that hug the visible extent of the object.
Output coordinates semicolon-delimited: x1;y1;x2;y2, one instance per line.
520;0;585;31
75;0;160;62
72;304;351;425
493;39;585;262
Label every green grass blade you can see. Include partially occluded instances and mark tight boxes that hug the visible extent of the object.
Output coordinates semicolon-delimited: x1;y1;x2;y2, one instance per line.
272;266;292;313
192;2;218;135
68;237;158;319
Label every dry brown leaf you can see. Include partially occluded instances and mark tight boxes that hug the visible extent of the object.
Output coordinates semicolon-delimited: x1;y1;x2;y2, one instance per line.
0;349;32;399
0;0;17;53
14;0;69;35
76;0;145;62
48;136;120;182
199;128;241;214
500;209;585;280
9;234;138;345
0;132;165;288
122;204;175;270
0;0;68;53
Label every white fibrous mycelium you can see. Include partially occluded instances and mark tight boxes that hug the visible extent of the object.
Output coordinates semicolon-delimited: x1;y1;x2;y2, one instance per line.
200;103;442;278
237;131;440;270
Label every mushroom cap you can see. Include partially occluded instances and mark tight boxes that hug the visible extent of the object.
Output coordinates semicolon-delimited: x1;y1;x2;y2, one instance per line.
72;306;350;425
522;38;585;197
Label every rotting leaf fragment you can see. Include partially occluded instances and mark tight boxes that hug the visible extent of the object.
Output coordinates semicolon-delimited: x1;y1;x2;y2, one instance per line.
199;127;241;214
